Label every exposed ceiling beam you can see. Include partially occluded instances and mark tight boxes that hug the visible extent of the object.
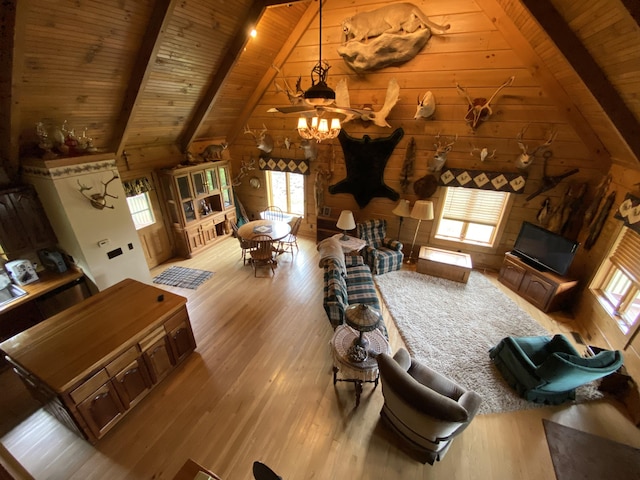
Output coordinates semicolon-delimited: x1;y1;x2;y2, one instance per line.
114;0;178;160
226;1;319;146
476;0;612;171
180;1;291;152
520;0;640;162
620;0;640;27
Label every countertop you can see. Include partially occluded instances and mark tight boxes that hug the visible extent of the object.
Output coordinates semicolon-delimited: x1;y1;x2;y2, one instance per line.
0;267;85;315
0;278;187;393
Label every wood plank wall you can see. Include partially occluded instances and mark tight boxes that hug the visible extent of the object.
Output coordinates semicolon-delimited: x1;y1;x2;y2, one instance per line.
230;0;609;271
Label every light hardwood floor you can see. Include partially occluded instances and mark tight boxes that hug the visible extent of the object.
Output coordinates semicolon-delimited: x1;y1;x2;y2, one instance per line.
1;235;639;480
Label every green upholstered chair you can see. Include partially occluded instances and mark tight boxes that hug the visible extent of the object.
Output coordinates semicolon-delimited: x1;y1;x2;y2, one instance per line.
489;334;623;404
377;348;482;465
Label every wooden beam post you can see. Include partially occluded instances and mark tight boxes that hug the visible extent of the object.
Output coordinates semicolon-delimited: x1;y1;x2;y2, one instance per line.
113;0;178;160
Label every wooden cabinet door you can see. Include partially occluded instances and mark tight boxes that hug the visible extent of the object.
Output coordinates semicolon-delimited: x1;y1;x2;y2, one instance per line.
167;322;196;364
76;381;125;440
112;358;152;409
519;274;555;311
200;219;217;244
142;336;175;384
186;224;205;252
499;258;526;291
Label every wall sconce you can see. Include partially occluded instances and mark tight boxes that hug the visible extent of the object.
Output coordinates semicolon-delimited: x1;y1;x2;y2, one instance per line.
77;173;119;210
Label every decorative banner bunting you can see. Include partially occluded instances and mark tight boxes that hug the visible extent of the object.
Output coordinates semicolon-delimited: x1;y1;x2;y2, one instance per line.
615;192;640;234
438;168;527;193
259;157;310;175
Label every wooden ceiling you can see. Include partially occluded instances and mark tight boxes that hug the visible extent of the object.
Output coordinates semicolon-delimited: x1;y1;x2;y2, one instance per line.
1;0;638;175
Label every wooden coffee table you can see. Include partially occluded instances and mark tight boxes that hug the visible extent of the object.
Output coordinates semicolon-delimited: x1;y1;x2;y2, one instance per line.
416;246;472;283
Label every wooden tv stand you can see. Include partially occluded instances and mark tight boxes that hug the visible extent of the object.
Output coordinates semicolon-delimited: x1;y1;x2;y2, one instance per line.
0;278;196;443
498;252;578;313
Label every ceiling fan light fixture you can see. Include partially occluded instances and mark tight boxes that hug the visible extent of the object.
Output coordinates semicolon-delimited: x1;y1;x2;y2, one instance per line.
304;81;336;106
297;115;340;142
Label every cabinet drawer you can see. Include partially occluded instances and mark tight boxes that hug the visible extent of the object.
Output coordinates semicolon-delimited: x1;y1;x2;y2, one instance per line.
164;307;189;332
139;325;167;351
105;346;141;377
70;369;110;404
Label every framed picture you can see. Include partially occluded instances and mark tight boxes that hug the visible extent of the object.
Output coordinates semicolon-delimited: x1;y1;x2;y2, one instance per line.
321;206;332;217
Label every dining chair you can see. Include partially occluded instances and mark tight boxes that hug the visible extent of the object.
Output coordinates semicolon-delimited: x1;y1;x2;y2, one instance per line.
262;205;284;222
278;216;302;259
231;220;253;265
249;234;276;277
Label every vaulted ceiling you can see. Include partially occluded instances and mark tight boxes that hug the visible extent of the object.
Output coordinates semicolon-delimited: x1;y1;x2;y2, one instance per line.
0;0;638;178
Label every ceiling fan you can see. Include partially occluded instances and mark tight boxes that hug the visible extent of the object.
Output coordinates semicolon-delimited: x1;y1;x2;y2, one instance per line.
267;1;399;140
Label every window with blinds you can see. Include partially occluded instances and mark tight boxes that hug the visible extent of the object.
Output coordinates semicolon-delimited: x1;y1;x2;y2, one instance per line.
435;187;510;246
592;226;640;338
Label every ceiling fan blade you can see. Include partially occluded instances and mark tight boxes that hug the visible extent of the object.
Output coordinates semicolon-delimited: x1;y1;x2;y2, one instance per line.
267;105;314;114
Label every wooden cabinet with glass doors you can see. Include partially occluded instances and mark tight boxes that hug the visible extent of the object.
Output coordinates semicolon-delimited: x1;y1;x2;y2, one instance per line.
158;161;236;257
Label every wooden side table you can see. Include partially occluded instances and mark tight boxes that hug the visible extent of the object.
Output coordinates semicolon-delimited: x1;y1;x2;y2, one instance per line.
417;246;472;283
331;234;367;253
330;325;390;407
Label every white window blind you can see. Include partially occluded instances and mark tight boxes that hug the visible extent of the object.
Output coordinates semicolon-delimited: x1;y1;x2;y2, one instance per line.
442;187;509;226
610;227;640;284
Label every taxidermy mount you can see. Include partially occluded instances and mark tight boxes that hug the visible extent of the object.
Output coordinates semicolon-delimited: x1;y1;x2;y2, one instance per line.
338;3;450;72
329;129;404;208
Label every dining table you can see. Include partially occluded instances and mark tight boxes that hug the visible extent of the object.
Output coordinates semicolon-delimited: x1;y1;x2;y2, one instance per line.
237;219;291;242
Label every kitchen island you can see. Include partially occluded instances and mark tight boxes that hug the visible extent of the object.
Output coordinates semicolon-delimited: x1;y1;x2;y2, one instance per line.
0;278;196;443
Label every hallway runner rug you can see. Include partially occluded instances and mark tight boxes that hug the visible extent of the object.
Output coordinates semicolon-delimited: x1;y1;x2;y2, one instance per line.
543;419;640;480
374;270;602;415
153;266;214;290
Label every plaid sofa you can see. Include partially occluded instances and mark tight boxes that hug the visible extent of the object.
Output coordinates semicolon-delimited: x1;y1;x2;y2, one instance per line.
318;237;385;335
357;219;404;275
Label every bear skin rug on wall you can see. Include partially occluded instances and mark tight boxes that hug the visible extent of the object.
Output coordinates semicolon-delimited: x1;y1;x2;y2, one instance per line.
329;128;403;208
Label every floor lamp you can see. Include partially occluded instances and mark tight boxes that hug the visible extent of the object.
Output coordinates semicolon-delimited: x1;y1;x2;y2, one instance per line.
406;200;434;264
392;199;411;241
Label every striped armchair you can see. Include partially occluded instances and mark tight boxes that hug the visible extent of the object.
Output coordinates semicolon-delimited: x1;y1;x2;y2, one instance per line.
357;219;404;275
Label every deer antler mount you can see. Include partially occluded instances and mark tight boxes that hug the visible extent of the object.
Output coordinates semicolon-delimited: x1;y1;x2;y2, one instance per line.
78;173;119;210
456;76;515;129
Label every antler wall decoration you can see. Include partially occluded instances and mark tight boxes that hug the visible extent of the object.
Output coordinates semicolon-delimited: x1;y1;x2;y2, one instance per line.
456;76;515;129
231;159;256;187
77;173;119;210
428;133;458;172
515;125;558;170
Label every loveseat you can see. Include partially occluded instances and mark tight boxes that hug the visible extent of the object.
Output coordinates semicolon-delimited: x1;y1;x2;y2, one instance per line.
318;237;383;332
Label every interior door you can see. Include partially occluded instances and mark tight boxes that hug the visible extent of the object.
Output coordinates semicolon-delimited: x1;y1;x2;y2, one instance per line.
137;185;173;269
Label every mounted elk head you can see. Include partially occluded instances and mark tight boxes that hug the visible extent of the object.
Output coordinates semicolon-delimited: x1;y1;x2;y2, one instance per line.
428;133;458;172
456;76;515;129
299;138;317;160
244;124;274;154
414;91;436;119
515;125;558;170
77;173;119;210
470;144;496;162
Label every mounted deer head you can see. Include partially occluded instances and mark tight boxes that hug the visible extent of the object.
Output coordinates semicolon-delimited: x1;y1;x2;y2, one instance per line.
470;144;496;162
414;91;436;119
456;76;515;129
428;133;458;172
244;124;274;154
515;125;558;169
77;173;119;210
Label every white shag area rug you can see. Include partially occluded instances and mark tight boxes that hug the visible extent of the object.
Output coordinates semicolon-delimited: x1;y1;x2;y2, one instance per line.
374;270;602;415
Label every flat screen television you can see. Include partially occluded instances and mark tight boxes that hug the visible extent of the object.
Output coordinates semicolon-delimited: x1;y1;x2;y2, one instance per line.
511;221;579;276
